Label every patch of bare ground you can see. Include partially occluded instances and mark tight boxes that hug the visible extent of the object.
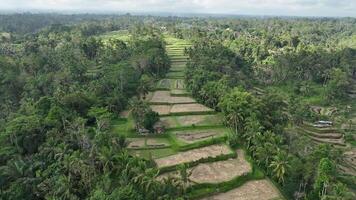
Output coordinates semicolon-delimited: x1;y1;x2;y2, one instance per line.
174;130;223;143
127;138;170;149
190;150;251;184
159;115;222;129
155;144;232;168
170;103;214;114
149;91;196;104
150;105;171;115
202;180;281;200
127;138;145;149
146;139;170;148
176;115;222;127
159;150;251;184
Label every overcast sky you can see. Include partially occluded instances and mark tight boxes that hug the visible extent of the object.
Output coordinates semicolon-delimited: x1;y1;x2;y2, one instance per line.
1;0;355;17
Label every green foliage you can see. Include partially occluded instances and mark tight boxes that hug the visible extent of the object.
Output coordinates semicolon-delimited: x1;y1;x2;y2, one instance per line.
218;87;258;133
313;158;336;199
0;17;180;199
325;68;350;101
130;98;159;132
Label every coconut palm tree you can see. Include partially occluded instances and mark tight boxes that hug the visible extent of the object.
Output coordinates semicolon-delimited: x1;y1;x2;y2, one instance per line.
177;164;192;192
269;149;290;184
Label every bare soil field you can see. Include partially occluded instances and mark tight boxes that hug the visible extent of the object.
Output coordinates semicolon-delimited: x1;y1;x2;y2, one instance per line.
127;138;170;149
160;115;222;129
189;150;251;183
146;138;170;148
159;150;251;184
202;180;281;200
127;138;145;149
149;91;196;104
160;117;178;128
173;129;225;143
150;105;172;115
170;103;213;114
176;115;222;127
155;144;232;168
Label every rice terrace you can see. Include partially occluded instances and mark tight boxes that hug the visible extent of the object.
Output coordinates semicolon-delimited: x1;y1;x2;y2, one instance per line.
112;35;284;199
1;5;356;200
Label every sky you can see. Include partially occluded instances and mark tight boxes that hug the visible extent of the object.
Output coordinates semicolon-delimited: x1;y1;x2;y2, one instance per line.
0;0;356;17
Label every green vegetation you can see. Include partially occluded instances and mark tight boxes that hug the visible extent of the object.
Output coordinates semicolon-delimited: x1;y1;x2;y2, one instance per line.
1;13;356;200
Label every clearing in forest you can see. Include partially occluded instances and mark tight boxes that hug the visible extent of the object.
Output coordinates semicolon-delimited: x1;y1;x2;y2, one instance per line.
155;144;233;168
201;180;281;200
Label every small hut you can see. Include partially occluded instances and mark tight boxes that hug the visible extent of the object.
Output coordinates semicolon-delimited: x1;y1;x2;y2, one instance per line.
313;120;333;128
153;121;165;134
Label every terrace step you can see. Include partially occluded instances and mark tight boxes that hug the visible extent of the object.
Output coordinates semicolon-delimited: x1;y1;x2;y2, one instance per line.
295;127;346;146
154;144;234;169
149;90;196;104
310;136;346;146
296;127;343;139
200;180;281;200
158;150;251;184
150;103;215;117
160;114;224;129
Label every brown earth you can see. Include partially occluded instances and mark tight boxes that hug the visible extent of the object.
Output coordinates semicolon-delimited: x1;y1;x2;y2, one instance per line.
155;144;232;168
202;180;281;200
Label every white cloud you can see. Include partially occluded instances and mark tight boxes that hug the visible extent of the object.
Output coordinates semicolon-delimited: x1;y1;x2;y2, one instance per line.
0;0;355;17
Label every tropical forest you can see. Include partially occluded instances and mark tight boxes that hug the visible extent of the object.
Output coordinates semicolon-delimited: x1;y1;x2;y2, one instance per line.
0;7;356;200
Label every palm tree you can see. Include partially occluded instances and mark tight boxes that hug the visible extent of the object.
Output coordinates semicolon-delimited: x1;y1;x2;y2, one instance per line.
269;149;290;184
326;182;354;200
98;146;115;173
136;75;153;100
244;116;263;150
54;175;79;200
177;164;192;192
133;168;160;198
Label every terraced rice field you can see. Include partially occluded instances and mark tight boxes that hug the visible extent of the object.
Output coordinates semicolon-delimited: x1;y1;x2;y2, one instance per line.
202;180;281;200
295;123;345;147
157;79;173;89
159;150;251;184
150;105;171;115
160;114;223;128
155;144;233;168
171;89;189;96
149;91;196;104
127;138;171;149
173;79;185;89
173;129;226;143
170;103;214;114
339;149;356;176
129;148;176;159
112;35;280;199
